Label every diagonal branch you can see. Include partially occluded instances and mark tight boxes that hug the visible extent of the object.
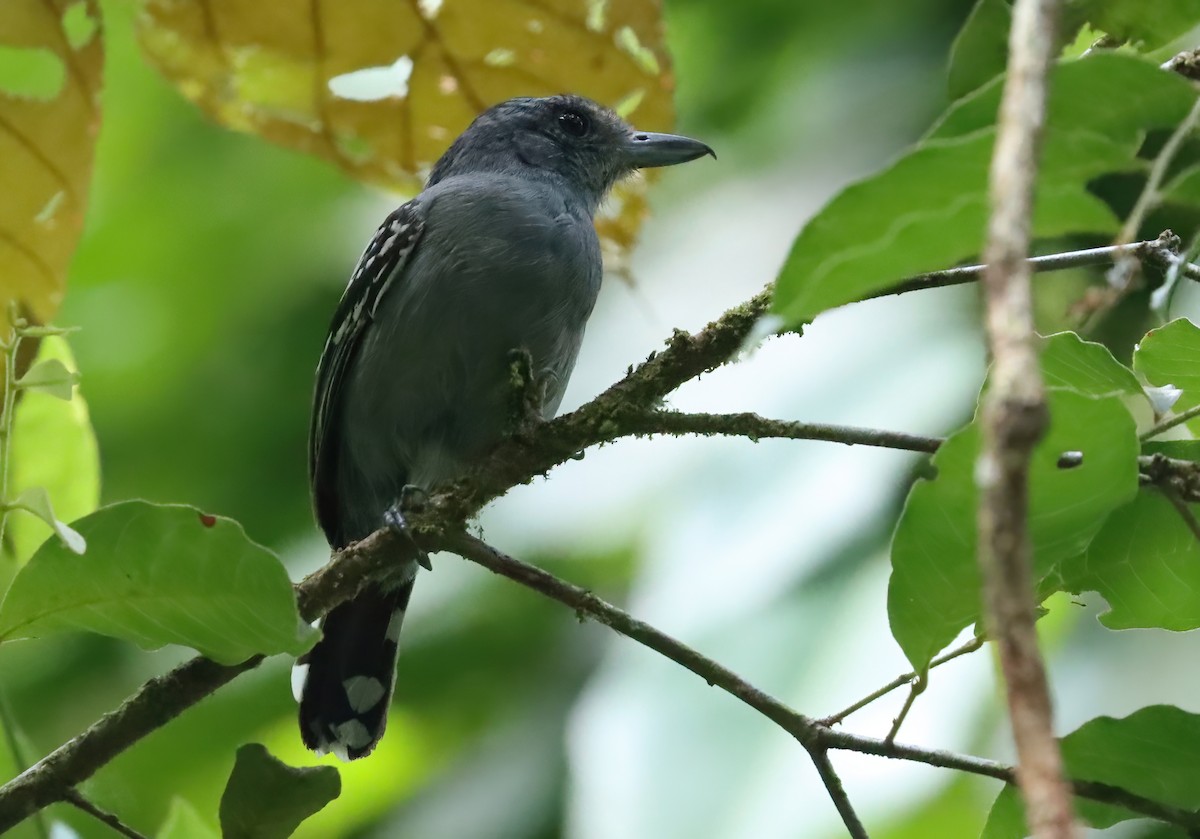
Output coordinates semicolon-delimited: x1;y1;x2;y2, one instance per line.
2;483;1199;832
0;230;1196;829
437;532;1200;831
808;748;870;839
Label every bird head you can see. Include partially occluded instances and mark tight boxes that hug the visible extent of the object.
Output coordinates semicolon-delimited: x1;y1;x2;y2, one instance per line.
427;94;714;208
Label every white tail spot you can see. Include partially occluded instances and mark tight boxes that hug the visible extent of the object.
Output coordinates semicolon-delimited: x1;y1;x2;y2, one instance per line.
343;676;386;712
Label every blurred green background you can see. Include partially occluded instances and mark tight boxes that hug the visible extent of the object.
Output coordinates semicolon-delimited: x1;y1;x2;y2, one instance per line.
4;0;1199;837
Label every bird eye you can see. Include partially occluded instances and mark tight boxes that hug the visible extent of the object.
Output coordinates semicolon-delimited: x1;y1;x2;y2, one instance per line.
558;110;590;137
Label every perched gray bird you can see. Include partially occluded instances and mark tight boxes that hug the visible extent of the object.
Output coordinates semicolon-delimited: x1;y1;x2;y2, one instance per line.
295;94;713;760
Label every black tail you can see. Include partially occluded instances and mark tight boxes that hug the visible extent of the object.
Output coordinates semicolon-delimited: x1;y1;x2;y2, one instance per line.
294;580;414;760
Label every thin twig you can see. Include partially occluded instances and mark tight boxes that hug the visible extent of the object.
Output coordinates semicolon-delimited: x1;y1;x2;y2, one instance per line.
0;312;22;554
437;532;1200;832
876;236;1195;298
977;0;1076;835
1141;403;1200;442
1077;90;1200;331
1140;453;1200;503
1;519;1197;832
883;674;925;746
625;411;942;453
822;636;985;727
1119;99;1200;248
807;747;870;838
62;789;149;839
1158;486;1200;544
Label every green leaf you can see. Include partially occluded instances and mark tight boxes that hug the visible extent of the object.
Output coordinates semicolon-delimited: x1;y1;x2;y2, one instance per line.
158;798;220;839
14;357;76;400
1060;490;1200;630
772;54;1197;327
983;705;1200;837
888;390;1139;668
1062;0;1200;49
771;130;1119;325
9;487;85;554
1135;318;1200;421
1040;331;1143;397
0;501;318;664
219;743;340;839
947;0;1011;101
7;336;100;564
929;54;1196;143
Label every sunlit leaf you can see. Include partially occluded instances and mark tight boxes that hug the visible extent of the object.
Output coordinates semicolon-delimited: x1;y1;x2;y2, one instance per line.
983;705;1200;836
773;54;1200;326
0;501;318;664
220;743;340;839
0;0;103;325
134;0;675;259
7;335;98;565
888;389;1139;669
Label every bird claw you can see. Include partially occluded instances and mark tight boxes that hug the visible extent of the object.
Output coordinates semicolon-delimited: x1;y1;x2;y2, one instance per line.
383;486;432;571
506;348;550;432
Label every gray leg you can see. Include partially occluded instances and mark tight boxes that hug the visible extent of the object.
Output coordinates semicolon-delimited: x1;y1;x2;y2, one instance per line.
383;485;432;570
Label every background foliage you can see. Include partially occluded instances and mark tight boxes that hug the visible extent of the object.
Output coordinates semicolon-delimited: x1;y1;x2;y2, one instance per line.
7;0;1200;837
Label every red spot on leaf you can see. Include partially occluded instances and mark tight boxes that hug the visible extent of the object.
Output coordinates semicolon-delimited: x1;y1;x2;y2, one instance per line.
199;513;217;528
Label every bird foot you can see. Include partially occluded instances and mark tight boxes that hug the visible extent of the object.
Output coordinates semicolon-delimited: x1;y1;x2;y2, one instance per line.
383;485;432;571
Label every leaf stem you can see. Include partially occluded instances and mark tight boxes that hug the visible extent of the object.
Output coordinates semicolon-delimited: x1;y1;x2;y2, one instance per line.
0;309;22;558
822;636;984;727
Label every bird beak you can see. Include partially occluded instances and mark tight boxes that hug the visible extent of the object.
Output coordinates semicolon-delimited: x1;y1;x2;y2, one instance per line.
621;131;715;169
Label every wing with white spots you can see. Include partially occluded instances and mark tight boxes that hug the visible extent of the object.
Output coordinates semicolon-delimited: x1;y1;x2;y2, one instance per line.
309;201;426;544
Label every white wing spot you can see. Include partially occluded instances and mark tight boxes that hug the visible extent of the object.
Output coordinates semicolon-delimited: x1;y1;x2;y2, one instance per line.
290;662;310;703
385;608;406;643
343;676;387;712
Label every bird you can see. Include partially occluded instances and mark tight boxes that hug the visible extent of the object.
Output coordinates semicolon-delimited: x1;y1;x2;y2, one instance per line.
294;93;713;760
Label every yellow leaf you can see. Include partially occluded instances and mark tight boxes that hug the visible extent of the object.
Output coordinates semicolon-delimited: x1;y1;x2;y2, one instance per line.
135;0;675;257
0;0;103;325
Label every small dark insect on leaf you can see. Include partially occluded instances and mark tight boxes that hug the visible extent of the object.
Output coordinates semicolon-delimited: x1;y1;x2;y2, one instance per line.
198;513;217;528
1057;451;1084;469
